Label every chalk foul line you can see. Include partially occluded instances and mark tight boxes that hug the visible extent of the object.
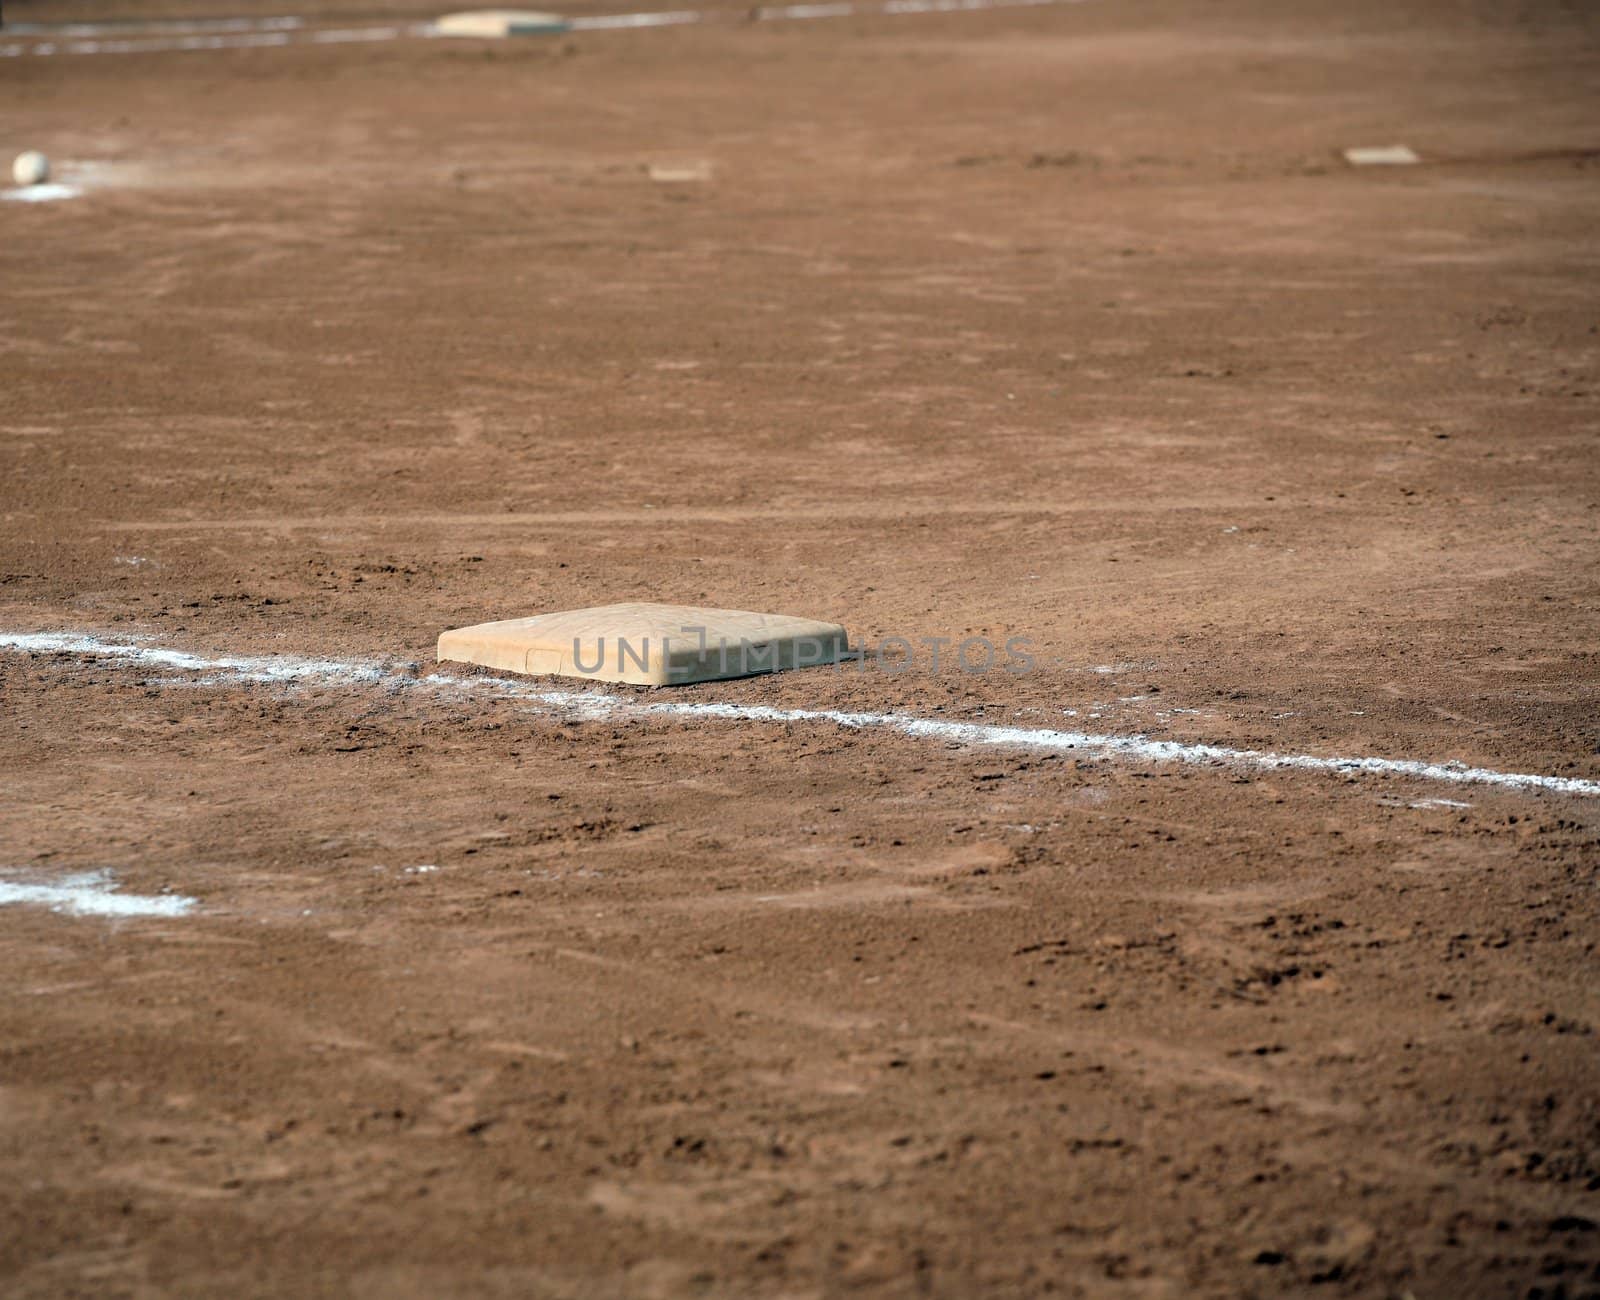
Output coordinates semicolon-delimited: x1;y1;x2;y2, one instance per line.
0;0;1095;57
3;631;1596;798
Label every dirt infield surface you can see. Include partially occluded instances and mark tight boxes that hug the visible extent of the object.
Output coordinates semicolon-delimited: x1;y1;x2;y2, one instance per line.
3;0;1599;1294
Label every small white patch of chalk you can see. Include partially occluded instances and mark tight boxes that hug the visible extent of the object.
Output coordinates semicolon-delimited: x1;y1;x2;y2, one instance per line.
1;183;81;203
1409;797;1472;810
1343;145;1421;167
647;161;714;183
0;869;195;918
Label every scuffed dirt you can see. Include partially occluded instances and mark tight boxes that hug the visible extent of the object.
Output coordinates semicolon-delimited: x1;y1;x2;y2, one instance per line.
2;0;1599;1295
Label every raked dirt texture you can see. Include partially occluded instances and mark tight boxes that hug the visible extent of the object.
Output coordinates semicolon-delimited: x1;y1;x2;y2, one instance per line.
1;0;1599;1294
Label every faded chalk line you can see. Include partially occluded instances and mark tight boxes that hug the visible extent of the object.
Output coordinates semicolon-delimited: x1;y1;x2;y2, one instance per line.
1;183;83;204
0;868;196;919
0;15;306;37
4;631;1597;798
0;0;1092;57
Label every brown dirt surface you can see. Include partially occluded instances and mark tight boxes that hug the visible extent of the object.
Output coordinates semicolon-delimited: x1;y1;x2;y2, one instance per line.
2;0;1600;1295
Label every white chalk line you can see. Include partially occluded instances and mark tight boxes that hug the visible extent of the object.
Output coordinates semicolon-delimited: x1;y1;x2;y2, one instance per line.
0;25;433;57
567;9;704;30
1;183;82;203
1;15;306;37
0;0;1092;57
4;631;1597;798
0;868;196;919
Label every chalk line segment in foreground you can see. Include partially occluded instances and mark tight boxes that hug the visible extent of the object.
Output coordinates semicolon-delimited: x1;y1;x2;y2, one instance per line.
0;869;196;919
2;631;1597;798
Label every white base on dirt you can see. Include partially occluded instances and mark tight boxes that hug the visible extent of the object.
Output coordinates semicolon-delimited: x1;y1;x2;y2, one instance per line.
438;602;851;686
13;151;51;187
1342;144;1421;166
433;9;570;36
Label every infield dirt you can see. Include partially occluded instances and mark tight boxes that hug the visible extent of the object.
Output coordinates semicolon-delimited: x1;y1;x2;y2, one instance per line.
2;0;1599;1294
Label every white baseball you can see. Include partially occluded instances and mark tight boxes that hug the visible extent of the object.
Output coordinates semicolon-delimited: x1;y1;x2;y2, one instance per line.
13;151;51;187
